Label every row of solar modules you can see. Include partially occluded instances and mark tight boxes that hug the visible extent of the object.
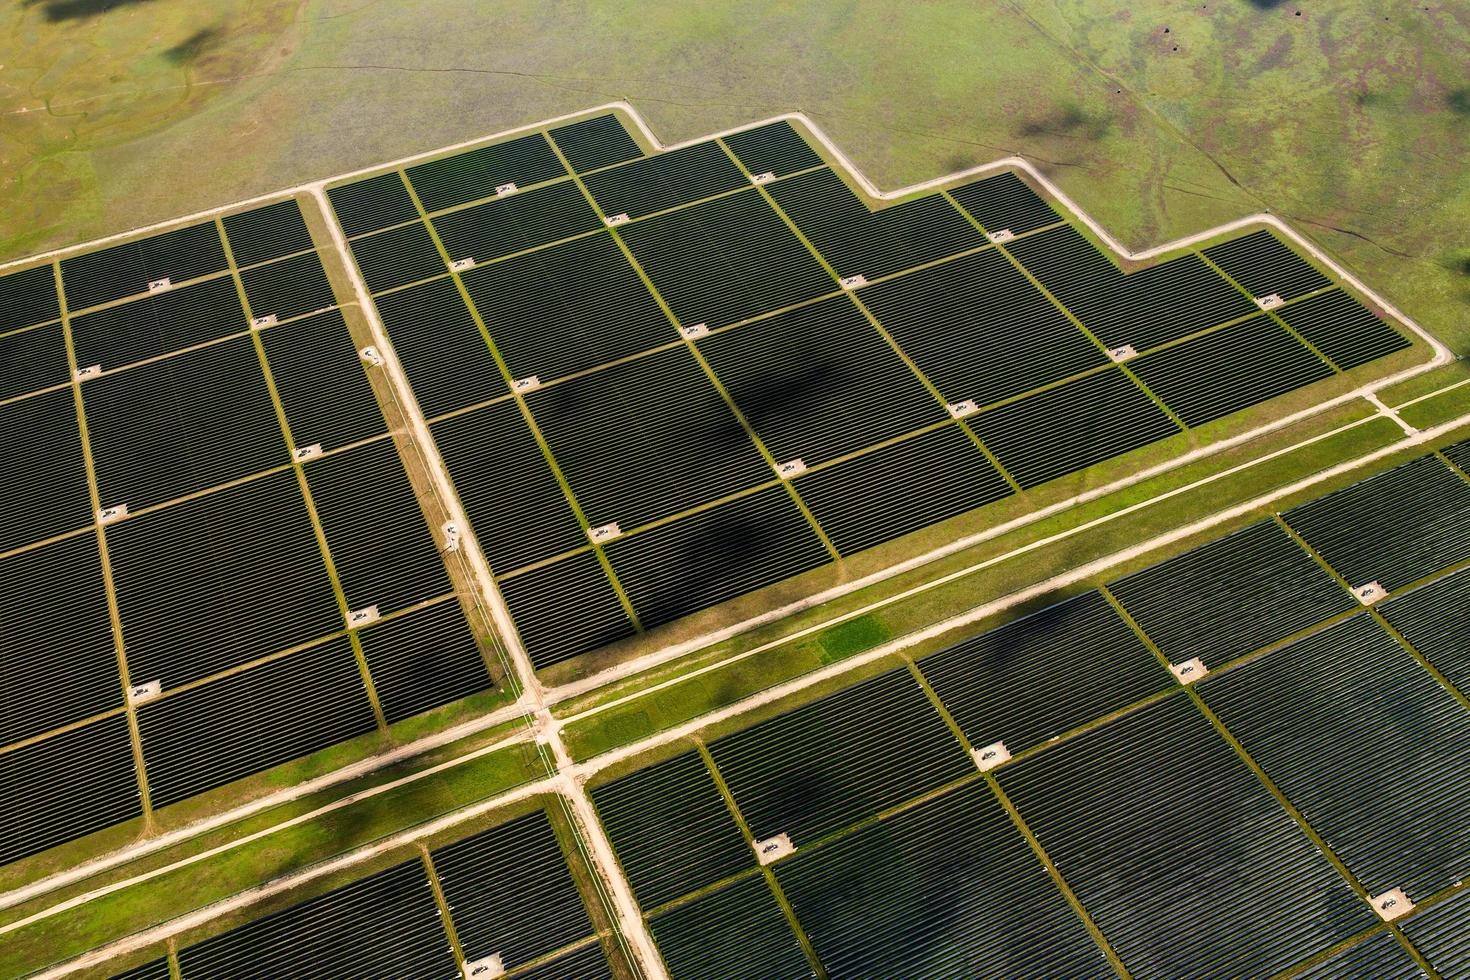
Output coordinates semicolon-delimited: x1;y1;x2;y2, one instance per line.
107;806;621;980
581;436;1470;979
333;118;1410;670
1;203;498;867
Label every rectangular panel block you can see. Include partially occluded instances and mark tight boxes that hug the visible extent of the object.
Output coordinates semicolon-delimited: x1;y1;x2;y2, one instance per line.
722;120;823;178
305;438;450;616
0;322;69;400
406;132;566;213
432;399;585;573
356;601;492;724
238;251;337;322
920;591;1169;754
778;781;1115;979
223;199;316;268
431;809;595;969
649;874;810;980
1282;454;1470;592
348;221;448;294
1108;519;1354;667
83;335;285;510
432;181;603;265
328;172;421;238
461;232;672;383
1008;225;1255;351
176;858;457;979
548;114;644;173
581;141;748;220
793;424;1013;555
1129;314;1333;428
618;189;834;330
966;368;1179;488
604;485;829;630
1203;229;1332;302
0;714;141;867
0;534;119;745
260;308;387;451
0;264;61;332
766;167;983;281
70;275;247;370
0;387;91;552
137;636;378;808
61;221;227;312
525;346;770;530
498;549;636;670
374;276;508;419
592;748;753;909
109;470;343;688
1198;614;1470;897
709;666;971;847
948;171;1061;236
858;246;1106;408
698;295;944;466
1276;288;1410;371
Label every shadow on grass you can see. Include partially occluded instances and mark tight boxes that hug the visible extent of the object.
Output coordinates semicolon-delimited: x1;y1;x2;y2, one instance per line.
23;0;158;23
164;26;224;65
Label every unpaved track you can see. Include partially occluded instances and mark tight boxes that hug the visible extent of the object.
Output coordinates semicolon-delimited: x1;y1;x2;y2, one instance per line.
2;102;1458;978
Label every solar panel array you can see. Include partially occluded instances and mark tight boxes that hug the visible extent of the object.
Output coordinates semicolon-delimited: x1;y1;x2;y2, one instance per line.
0;199;495;867
326;113;1413;670
0;110;1429;896
112;806;620;980
583;437;1470;979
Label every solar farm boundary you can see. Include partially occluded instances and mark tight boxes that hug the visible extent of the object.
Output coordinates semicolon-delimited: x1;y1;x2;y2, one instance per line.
24;407;1470;980
0;102;1459;977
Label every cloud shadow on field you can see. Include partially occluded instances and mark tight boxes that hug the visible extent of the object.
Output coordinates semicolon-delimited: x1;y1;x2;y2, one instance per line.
164;27;225;66
23;0;159;23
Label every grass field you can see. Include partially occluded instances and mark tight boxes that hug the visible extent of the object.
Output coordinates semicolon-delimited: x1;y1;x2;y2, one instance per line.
3;1;1467;354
